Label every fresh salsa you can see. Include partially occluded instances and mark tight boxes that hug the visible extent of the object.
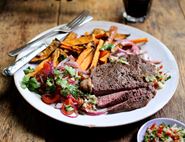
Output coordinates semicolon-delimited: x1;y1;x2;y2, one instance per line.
144;123;185;142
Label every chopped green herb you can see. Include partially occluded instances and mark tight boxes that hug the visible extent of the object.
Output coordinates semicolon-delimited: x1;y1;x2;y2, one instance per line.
21;76;40;92
56;78;68;88
61;84;80;97
54;69;61;76
100;43;115;51
109;56;118;63
21;76;30;89
46;78;56;93
165;75;171;81
145;75;156;82
109;56;129;65
87;95;97;105
46;78;54;87
65;105;74;112
67;85;79;97
65;66;76;77
118;57;129;65
23;66;34;74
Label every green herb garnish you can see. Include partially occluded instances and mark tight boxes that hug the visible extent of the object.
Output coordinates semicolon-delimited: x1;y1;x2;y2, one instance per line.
100;43;115;51
23;66;34;74
21;76;40;92
165;75;171;81
118;57;129;65
65;66;76;77
65;105;74;112
56;78;68;88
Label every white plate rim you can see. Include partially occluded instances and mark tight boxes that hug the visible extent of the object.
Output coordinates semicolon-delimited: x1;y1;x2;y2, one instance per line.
14;21;179;127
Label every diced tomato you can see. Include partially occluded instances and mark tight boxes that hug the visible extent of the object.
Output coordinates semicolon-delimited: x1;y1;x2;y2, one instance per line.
166;131;173;137
172;135;180;140
67;94;78;103
42;62;53;75
55;86;62;94
60;96;78;116
100;50;109;58
159;65;163;69
86;103;93;110
153;81;159;89
41;94;61;104
61;104;74;116
64;97;74;105
150;123;157;130
157;125;164;137
158;125;164;133
77;98;84;106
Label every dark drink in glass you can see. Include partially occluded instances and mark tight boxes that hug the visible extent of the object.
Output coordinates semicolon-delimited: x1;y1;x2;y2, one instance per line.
123;0;152;22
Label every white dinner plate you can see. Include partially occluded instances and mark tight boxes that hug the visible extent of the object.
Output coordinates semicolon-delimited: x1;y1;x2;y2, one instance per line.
14;21;179;127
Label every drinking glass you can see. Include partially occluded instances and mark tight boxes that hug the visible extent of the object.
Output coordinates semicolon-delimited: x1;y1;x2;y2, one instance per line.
123;0;152;22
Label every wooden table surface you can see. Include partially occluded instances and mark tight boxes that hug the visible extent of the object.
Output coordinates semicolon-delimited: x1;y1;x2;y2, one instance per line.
0;0;185;141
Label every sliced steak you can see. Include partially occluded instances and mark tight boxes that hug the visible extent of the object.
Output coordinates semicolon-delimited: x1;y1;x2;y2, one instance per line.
90;55;157;113
107;91;153;113
91;55;156;96
126;55;156;77
97;86;155;108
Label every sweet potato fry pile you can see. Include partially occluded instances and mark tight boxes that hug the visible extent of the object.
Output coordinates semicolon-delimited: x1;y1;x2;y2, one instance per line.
29;26;148;75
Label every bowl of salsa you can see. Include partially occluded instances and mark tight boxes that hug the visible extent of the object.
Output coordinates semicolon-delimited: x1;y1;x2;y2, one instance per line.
137;118;185;142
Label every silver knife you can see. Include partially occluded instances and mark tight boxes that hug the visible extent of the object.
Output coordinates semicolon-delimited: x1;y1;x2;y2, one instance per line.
2;16;93;76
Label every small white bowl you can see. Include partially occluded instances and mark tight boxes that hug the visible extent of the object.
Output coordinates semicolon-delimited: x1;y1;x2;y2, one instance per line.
137;118;185;142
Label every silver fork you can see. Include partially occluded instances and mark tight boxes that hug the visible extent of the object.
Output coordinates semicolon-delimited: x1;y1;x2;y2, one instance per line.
3;11;93;76
8;10;90;57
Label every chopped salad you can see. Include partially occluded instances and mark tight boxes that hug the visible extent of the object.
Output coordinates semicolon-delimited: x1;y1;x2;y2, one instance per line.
21;55;104;117
144;123;185;142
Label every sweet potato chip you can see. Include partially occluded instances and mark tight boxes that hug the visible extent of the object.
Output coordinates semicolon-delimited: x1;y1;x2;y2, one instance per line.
90;39;104;69
114;33;130;40
92;28;107;39
28;58;51;77
76;43;93;65
80;49;94;70
30;39;60;63
131;38;148;44
61;35;93;46
63;32;77;42
99;51;110;64
51;48;67;67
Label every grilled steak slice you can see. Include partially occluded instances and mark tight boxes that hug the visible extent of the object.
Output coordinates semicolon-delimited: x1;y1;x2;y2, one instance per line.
97;86;155;108
107;90;154;113
126;55;156;77
91;55;156;96
90;55;157;113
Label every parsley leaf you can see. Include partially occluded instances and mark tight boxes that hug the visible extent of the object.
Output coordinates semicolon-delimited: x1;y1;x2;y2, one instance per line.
56;78;68;88
100;43;115;51
65;66;76;77
21;76;40;92
23;66;34;75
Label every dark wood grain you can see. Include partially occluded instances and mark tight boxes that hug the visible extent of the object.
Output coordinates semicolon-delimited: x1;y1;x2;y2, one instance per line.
0;0;60;96
60;0;124;23
0;0;59;141
0;0;185;142
178;0;185;18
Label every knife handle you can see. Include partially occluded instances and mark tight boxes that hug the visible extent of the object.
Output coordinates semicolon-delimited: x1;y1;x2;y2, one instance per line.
3;43;45;76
